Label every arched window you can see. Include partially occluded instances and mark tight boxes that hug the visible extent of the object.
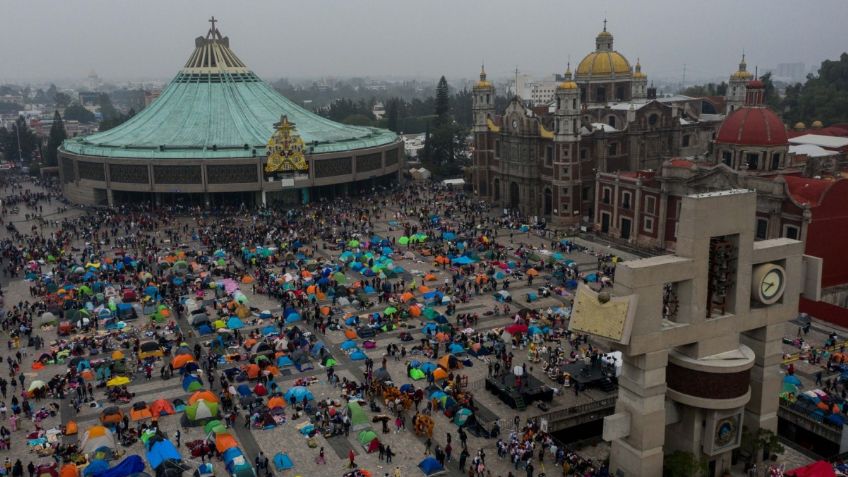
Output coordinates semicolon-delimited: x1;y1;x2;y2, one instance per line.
608;116;616;128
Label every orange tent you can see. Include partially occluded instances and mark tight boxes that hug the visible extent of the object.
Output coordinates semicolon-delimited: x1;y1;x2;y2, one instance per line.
320;306;330;316
433;368;448;380
344;328;357;339
424;274;437;281
268;396;286;409
245;364;260;379
32;362;44;371
215;432;239;452
301;270;312;279
306;285;317;294
438;355;462;369
59;463;78;477
241;275;254;284
435;256;450;265
526;268;539;276
65;420;78;435
435;332;449;342
409;306;422;317
243;338;257;349
401;292;414;302
130;404;152;422
150;399;175;417
316;292;326;300
418;285;431;293
100;408;123;426
80;369;94;381
189;390;219;404
817;401;829;411
172;354;195;369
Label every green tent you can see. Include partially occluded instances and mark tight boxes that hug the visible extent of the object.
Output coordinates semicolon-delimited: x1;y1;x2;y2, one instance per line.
358;429;379;450
347;402;369;431
398;236;410;245
423;308;439;320
333;272;347;284
384;306;398;315
409;368;426;380
186;400;218;420
185;379;203;392
204;420;223;434
348;239;360;248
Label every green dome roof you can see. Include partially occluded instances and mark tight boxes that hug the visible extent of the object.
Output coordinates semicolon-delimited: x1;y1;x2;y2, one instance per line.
61;23;397;159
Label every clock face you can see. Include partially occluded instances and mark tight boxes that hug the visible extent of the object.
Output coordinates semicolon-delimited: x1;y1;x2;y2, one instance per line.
714;416;738;448
751;263;787;305
512;119;519;130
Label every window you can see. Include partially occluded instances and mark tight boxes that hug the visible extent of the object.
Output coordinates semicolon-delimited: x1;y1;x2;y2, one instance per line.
561;187;569;198
784;225;799;240
580;149;588;160
645;196;656;214
682;135;690;147
545;146;553;167
582;187;590;201
596;86;606;103
643;216;654;233
622;192;632;209
722;151;732;167
602;187;611;205
561;166;570;179
495;140;500;158
616;87;625;101
648;114;658;126
572;98;577;109
746;153;759;170
756;218;768;240
608;116;616;128
572;119;577;134
608;143;618;155
771;153;781;170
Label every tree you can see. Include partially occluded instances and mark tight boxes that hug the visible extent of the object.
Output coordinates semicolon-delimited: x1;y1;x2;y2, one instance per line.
99;108;136;132
54;92;72;108
782;52;848;125
97;93;119;121
758;72;781;111
63;103;96;123
0;116;38;162
423;76;467;177
739;427;783;466
45;111;66;167
663;451;708;477
386;98;400;133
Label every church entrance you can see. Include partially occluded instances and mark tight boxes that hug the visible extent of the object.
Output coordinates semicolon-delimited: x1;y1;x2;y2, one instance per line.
544;188;553;216
509;182;520;210
601;213;610;234
621;217;632;240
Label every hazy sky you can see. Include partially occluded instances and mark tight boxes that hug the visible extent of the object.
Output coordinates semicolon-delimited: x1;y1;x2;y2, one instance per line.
2;0;846;84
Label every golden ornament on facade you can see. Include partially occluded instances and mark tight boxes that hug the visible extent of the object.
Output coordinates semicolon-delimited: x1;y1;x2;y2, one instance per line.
265;115;308;173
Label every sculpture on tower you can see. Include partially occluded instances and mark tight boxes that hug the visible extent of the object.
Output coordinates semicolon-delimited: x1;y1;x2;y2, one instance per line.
265;115;308;173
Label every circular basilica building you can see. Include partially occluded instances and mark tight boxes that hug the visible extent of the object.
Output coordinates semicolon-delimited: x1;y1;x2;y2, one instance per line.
59;19;403;206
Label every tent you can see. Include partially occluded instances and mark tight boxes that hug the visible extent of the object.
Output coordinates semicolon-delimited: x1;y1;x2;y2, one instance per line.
100;407;124;426
171;354;195;369
146;438;182;470
129;402;152;421
432;368;448;381
454;408;473;426
150;399;175;417
784;374;802;387
350;350;367;361
347;402;369;431
189;390;219;404
273;453;294;471
418;457;446;476
83;460;109;477
267;396;286;410
80;425;115;454
409;368;426;380
284;386;314;403
98;455;145;477
181;375;202;392
358;430;380;453
215;432;239;453
185;400;218;421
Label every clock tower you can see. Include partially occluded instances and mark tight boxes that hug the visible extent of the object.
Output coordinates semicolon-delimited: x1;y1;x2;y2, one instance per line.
472;65;496;200
552;65;582;224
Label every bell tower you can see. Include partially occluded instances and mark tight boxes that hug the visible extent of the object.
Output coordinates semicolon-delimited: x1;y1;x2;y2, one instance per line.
472;65;495;134
554;65;580;143
726;54;752;112
552;65;582;224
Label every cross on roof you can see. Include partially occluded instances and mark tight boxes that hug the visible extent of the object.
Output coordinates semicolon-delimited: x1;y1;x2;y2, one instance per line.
209;16;217;30
603;18;607;32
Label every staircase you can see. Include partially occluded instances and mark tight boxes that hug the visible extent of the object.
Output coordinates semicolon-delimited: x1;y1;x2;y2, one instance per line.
513;396;527;411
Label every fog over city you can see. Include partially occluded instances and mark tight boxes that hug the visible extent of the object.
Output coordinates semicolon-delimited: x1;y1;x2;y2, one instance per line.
2;0;846;83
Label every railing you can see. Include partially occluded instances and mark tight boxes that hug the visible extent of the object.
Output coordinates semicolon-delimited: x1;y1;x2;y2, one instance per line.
778;402;843;442
535;396;618;431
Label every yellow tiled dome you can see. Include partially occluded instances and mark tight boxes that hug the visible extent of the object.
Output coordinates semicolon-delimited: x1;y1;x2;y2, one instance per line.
576;51;632;77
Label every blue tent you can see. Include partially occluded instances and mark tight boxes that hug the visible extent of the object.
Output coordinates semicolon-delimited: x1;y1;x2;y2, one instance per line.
449;343;464;354
443;232;456;241
181;374;201;392
452;256;474;265
261;326;278;336
146;439;182;470
99;455;145;477
84;460;110;477
236;384;252;397
273;453;294;471
226;317;244;329
429;390;446;400
341;340;358;351
382;247;394;256
585;273;599;283
277;356;294;367
400;384;415;393
197;325;213;335
285;312;301;324
421;323;438;335
350;350;367;361
259;310;273;319
223;447;243;464
419;362;437;374
783;375;802;386
418;457;445;476
310;342;325;357
364;286;376;294
284;386;314;403
345;316;359;326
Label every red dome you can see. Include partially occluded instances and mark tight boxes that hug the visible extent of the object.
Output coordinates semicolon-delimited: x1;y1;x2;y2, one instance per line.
716;106;788;147
747;79;765;89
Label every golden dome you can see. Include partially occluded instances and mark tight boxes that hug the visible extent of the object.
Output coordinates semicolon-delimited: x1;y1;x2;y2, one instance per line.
474;65;493;89
794;122;806;130
576;51;631;77
633;58;646;79
558;81;578;90
731;54;752;80
812;120;824;129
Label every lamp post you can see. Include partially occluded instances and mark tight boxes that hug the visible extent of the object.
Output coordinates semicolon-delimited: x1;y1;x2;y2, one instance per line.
14;119;23;164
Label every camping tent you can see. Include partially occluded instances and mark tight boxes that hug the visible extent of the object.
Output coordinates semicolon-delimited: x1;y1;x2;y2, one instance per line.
273;453;294;471
284;386;314;403
357;430;380;453
150;399;175;417
80;425;115;454
418;457;446;476
129;402;152;421
181;375;202;392
185;400;218;421
146;438;182;470
98;455;145;477
347;402;369;431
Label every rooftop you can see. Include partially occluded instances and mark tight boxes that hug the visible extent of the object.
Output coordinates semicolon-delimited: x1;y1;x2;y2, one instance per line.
789;134;848;150
61;20;397;160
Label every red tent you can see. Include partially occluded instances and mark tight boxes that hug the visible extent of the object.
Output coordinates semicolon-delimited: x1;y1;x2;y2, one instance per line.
787;461;836;477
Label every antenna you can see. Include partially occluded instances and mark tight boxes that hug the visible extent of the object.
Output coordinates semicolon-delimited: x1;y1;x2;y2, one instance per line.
682;64;686;90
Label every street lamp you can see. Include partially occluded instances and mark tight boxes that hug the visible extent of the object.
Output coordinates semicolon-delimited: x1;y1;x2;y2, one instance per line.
14;119;23;164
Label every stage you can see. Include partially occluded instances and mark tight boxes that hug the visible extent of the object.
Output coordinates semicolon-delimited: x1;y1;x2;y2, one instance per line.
559;361;617;391
485;374;553;409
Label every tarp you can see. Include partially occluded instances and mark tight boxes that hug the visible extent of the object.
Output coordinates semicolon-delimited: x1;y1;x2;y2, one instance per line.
273;453;294;471
98;455;145;477
787;461;836;477
146;439;182;469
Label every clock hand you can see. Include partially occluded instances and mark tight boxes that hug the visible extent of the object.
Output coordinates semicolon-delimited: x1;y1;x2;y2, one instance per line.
764;282;775;292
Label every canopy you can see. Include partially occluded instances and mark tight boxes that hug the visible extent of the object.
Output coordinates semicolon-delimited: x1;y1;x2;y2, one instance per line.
787;461;836;477
106;376;130;387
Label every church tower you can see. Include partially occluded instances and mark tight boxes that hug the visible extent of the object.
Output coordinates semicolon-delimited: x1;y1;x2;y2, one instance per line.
555;65;580;143
551;65;582;224
631;58;648;100
726;54;753;112
472;65;495;133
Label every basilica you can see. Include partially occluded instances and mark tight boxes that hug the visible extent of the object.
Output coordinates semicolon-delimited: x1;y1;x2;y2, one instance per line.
470;23;723;225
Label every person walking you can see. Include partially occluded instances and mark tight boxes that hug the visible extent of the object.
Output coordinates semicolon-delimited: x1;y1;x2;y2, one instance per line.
459;448;469;472
315;447;326;465
348;449;357;468
174;430;180;447
385;445;393;464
